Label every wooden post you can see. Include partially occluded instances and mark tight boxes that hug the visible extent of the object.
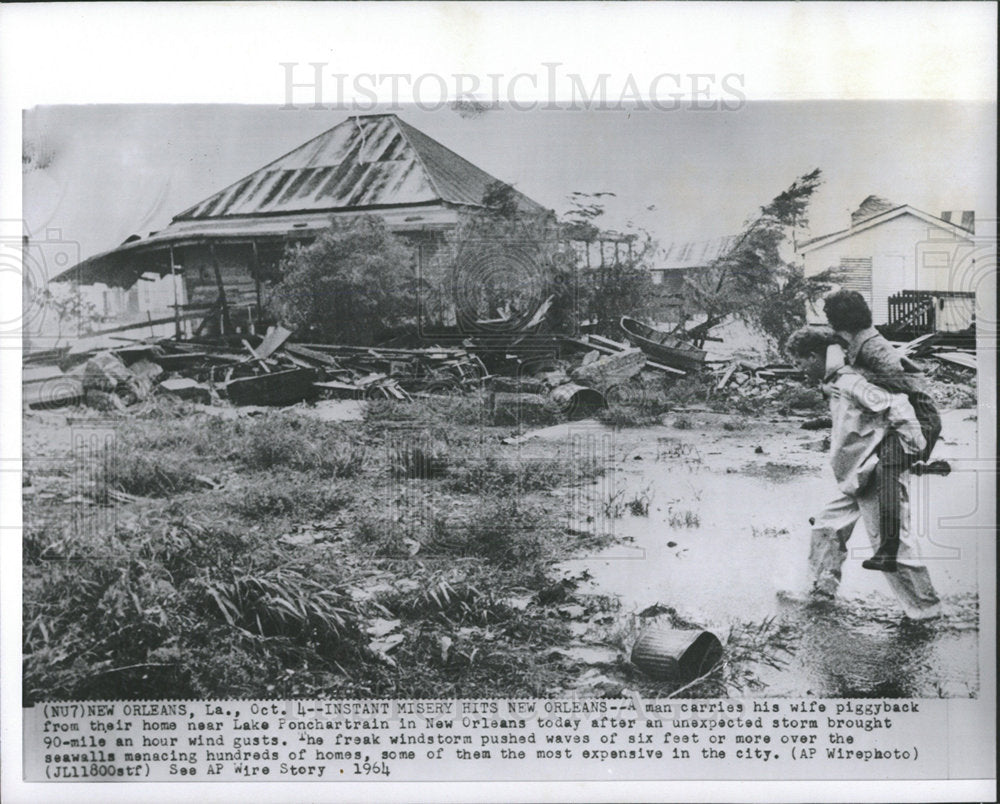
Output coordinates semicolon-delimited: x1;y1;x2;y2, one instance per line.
210;243;231;335
251;240;263;327
169;246;182;339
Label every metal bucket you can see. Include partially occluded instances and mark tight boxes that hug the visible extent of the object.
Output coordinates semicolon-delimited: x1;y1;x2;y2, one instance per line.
630;626;724;681
550;383;606;419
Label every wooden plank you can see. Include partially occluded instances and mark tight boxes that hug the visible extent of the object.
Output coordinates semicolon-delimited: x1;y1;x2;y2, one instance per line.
899;332;938;355
589;333;631;352
242;339;271;373
645;359;686;376
715;362;739;390
283;343;342;367
256;325;293;359
932;351;976;370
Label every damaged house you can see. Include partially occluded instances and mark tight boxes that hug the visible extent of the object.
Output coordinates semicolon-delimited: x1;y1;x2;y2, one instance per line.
53;113;553;335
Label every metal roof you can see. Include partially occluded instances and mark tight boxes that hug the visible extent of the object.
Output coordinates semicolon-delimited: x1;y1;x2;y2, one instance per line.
656;235;738;271
53;114;549;287
175;114;547;220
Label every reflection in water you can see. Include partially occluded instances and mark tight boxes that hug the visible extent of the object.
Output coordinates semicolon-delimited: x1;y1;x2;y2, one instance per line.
552;411;980;698
764;594;978;698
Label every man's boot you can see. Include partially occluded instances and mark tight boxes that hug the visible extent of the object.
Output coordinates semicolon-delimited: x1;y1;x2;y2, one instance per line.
863;538;899;573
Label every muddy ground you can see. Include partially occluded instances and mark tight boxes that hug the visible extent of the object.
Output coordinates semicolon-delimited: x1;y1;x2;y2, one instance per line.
21;396;981;700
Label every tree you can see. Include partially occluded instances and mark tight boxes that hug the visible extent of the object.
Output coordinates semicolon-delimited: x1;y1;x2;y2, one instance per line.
268;215;423;345
563;191;657;338
32;285;101;344
449;183;577;333
678;168;825;346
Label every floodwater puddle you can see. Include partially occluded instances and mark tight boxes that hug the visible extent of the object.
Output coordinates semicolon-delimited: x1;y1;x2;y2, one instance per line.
552;410;981;697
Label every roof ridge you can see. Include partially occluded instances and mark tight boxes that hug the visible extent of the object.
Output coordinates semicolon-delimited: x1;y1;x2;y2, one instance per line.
394;116;546;212
172;117;363;221
388;115;448;204
799;203;974;252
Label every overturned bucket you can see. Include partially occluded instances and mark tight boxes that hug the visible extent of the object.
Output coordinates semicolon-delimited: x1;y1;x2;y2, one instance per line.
550;383;606;420
630;626;724;682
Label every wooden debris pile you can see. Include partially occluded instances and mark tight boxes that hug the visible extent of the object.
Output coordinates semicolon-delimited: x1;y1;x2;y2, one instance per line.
710;359;804;392
888;331;977;372
24;325;488;410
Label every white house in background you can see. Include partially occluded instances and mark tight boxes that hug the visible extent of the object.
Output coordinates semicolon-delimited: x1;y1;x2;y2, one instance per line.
799;196;977;332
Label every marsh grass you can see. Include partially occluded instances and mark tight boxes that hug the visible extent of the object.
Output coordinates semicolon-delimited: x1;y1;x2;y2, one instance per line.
24;398;614;701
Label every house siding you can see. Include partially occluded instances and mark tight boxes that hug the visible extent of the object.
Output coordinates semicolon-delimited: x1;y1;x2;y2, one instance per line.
802;213;974;325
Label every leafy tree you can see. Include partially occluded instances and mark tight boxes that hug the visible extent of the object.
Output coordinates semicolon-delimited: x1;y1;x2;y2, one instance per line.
678;168;825;346
563;191;656;338
32;286;101;344
268;215;423;345
449;183;577;333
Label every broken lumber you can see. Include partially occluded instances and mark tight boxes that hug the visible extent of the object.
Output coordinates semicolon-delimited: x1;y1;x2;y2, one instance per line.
256;325;293;359
715;362;739;390
570;348;646;391
931;351;976;371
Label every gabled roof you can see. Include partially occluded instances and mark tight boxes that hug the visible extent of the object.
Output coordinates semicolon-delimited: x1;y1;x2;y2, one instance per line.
175;113;547;220
798;204;975;253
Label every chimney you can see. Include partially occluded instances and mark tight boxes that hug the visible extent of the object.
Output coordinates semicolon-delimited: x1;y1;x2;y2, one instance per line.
851;195;896;227
940;210;975;233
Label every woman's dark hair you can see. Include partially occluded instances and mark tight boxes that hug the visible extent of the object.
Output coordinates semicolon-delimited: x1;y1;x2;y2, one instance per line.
785;326;836;358
823;289;873;331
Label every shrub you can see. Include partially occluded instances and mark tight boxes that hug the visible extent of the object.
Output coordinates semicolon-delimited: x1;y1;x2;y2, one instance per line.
463;496;551;567
389;438;450;480
230;415;368;478
268;215;423;345
199;569;359;648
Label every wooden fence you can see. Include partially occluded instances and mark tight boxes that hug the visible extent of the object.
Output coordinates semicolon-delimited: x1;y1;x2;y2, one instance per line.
885;290;975;336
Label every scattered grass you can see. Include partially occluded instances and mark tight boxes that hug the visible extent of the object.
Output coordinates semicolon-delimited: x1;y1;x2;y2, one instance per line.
112;412;370;478
389;437;450;480
22;508;365;702
490;393;562;427
666;508;701;528
23;392;625;701
228;476;352;519
751;525;789;538
445;445;602;494
742;461;809;483
602;485;627;519
625;485;653;516
99;450;210;498
671;415;694;430
365;394;490;428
